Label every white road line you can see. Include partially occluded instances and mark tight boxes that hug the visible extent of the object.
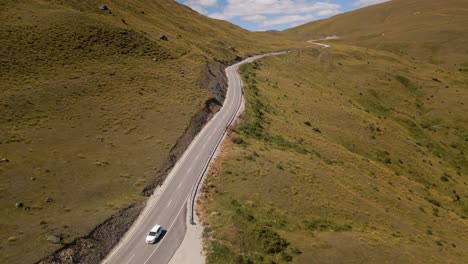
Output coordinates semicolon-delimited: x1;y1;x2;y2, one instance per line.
143;194;191;264
105;52;287;264
125;254;135;264
167;200;172;208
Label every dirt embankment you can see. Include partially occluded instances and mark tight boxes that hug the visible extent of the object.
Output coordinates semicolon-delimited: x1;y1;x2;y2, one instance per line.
37;59;236;264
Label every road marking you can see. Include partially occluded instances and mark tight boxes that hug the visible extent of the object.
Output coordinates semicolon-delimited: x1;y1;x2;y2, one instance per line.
125;254;135;264
167;200;172;208
143;197;190;264
106;52;286;264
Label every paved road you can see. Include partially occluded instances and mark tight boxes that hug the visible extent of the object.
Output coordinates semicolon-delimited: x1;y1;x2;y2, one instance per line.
103;52;284;264
308;36;340;48
307;40;330;48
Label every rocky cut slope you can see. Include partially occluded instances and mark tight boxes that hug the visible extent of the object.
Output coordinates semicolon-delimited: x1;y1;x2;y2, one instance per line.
0;0;288;263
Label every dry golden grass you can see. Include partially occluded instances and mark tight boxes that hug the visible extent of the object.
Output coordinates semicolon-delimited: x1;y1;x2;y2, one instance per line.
0;0;293;263
201;45;468;263
283;0;468;68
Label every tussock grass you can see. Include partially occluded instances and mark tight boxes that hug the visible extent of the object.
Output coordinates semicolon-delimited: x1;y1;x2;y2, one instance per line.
0;0;295;263
283;0;468;68
201;44;468;263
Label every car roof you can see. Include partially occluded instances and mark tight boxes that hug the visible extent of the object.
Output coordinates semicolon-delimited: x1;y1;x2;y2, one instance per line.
150;224;161;232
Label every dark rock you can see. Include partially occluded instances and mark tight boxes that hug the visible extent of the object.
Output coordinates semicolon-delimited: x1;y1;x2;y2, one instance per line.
30;177;36;181
44;197;54;203
99;5;108;11
47;235;62;244
159;34;168;41
0;158;9;163
15;202;23;208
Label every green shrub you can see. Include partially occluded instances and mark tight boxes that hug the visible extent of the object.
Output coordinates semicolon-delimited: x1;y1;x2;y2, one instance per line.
395;75;418;94
304;219;352;232
206;241;238;263
253;225;289;254
233;137;245;145
280;251;293;262
428;199;441;207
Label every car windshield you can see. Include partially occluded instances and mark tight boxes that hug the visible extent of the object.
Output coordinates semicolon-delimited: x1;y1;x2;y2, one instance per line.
149;232;157;236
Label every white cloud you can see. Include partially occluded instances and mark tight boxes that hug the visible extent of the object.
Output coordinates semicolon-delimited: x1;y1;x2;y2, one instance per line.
189;5;208;14
185;0;218;7
353;0;390;7
241;14;268;22
260;14;316;27
181;0;393;30
206;0;341;29
184;0;218;14
209;12;229;20
218;0;340;20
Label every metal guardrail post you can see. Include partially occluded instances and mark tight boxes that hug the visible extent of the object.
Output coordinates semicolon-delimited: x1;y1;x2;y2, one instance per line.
188;71;245;226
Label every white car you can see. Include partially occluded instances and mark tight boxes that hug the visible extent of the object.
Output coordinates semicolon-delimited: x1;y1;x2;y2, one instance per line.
145;224;163;244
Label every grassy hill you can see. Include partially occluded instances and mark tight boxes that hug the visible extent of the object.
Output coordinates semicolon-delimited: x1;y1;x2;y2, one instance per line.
283;0;468;68
2;0;467;263
0;0;290;263
201;46;468;263
200;1;468;263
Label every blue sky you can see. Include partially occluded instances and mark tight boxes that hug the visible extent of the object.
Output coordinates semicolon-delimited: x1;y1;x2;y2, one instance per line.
177;0;390;31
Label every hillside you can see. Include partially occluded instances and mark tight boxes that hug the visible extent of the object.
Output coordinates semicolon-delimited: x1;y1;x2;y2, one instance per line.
0;0;290;263
283;0;468;67
201;46;468;263
200;1;468;263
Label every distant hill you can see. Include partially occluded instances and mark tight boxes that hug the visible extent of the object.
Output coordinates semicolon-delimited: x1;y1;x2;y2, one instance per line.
283;0;468;66
200;1;468;263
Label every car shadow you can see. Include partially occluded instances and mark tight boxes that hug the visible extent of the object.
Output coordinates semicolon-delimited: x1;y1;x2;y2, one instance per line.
155;230;167;243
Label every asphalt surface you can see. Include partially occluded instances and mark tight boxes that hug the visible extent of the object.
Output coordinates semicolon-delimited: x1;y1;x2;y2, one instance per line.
103;52;284;264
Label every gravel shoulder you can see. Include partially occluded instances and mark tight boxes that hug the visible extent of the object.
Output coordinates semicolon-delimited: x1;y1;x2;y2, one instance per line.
168;207;205;264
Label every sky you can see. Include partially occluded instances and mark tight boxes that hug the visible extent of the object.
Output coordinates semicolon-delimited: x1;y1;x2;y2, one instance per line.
177;0;390;31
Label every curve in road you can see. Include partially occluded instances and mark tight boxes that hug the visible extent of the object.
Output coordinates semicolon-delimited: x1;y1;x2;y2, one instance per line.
308;36;340;48
103;52;285;264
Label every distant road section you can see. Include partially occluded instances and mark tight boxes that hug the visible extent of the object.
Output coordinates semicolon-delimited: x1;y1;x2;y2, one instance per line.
308;36;340;48
103;52;285;264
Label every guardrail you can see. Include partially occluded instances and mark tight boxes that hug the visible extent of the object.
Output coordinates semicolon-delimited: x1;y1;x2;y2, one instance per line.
187;52;286;225
188;74;244;225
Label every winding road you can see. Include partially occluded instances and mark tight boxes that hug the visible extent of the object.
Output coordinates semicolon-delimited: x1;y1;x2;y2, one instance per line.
103;52;285;264
308;36;340;48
